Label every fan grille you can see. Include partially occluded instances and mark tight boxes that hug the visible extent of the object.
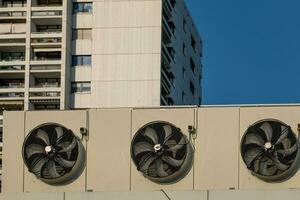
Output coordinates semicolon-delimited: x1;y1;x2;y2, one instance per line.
131;121;193;184
23;123;82;183
241;119;299;182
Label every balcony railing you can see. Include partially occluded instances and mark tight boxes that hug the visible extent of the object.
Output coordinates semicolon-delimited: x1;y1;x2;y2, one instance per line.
32;57;61;61
30;65;60;70
30;91;60;97
0;65;25;71
32;82;60;88
0;56;25;62
0;92;24;98
32;11;62;17
0;83;24;88
31;38;61;43
32;29;62;34
0;11;26;17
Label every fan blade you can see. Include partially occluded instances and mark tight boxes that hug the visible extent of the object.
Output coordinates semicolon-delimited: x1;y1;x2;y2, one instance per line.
244;147;263;166
45;160;60;178
138;154;156;172
58;138;77;153
26;144;45;158
277;144;298;156
55;126;64;144
281;138;291;149
271;153;289;171
244;133;265;146
162;155;184;167
31;157;48;177
55;156;75;168
260;122;273;142
144;127;159;144
133;142;153;156
166;136;186;157
163;125;172;141
36;129;50;145
259;159;277;176
274;126;289;145
155;159;168;177
253;159;260;173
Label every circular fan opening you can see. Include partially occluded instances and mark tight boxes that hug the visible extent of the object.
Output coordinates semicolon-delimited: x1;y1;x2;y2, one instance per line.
131;121;194;184
241;119;300;182
22;123;86;185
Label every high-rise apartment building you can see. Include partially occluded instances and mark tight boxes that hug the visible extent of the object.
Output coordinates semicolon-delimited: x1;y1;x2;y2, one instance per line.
0;0;202;188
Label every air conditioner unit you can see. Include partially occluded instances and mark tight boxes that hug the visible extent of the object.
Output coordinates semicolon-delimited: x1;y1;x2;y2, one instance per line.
3;110;87;193
239;106;300;189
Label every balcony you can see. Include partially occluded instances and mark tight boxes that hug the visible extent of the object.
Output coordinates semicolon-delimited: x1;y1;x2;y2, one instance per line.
31;24;62;38
0;0;27;8
0;92;24;100
0;65;25;73
29;91;60;100
0;11;26;19
30;65;60;72
31;0;62;7
32;51;61;63
0;52;25;66
0;23;26;38
31;10;62;19
0;38;26;47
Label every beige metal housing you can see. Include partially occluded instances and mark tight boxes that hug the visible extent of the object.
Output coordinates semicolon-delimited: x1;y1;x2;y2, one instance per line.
3;105;300;193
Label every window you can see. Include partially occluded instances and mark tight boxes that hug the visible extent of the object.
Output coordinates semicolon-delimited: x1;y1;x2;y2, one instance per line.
190;81;195;96
182;43;186;56
73;2;92;14
191;35;196;50
183;19;186;32
71;82;91;93
182;91;185;102
72;55;91;66
72;29;92;40
36;25;62;32
190;58;196;73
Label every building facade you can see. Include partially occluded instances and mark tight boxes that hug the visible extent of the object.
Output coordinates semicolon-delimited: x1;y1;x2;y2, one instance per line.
0;0;202;188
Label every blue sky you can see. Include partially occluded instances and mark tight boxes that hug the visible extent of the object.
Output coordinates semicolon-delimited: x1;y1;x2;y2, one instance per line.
186;0;300;105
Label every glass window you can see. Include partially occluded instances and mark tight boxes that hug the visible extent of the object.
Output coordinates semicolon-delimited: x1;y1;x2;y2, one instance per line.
72;29;92;40
71;82;91;93
73;2;93;13
72;55;91;66
82;56;91;65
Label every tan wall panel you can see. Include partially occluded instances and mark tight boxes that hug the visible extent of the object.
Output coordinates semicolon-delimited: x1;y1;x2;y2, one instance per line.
92;27;161;55
65;191;168;200
210;190;300;200
239;106;300;189
131;108;196;191
195;107;239;190
0;193;64;200
2;111;25;193
91;80;161;108
23;110;87;192
93;1;162;28
87;109;131;191
91;54;160;81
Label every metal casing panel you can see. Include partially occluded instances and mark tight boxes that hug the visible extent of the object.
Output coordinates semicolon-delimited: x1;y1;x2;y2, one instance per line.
0;193;64;200
195;107;239;190
239;106;300;189
23;110;87;192
210;190;300;200
130;108;196;191
2;111;25;193
87;109;131;191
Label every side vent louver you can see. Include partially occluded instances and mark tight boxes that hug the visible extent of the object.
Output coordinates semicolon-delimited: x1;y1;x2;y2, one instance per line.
241;119;300;182
131;121;194;184
22;123;86;185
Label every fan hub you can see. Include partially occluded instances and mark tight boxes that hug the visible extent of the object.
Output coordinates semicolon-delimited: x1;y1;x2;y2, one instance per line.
45;146;53;154
154;144;163;153
264;142;272;150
